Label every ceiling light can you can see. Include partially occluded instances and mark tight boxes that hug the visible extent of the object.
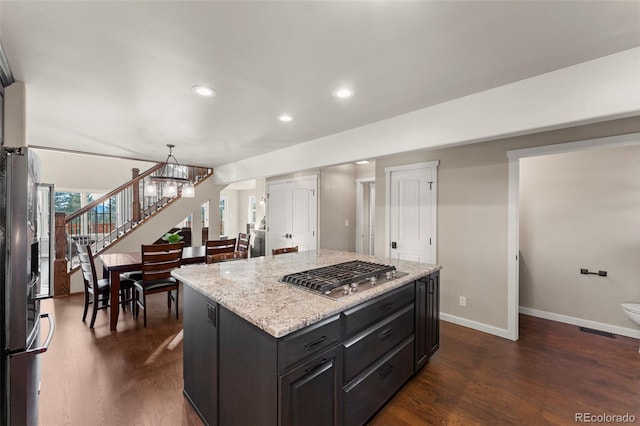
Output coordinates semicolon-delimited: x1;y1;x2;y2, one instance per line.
278;114;293;122
333;87;354;99
192;85;216;97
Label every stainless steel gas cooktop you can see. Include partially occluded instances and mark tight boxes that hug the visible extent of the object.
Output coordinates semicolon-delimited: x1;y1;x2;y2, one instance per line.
281;260;408;300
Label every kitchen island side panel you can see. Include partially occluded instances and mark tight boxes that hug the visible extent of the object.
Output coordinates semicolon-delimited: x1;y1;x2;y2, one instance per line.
218;305;278;425
183;285;218;425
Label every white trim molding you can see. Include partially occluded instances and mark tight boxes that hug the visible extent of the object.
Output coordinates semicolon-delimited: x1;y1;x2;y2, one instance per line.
440;313;512;340
519;307;640;340
355;178;375;254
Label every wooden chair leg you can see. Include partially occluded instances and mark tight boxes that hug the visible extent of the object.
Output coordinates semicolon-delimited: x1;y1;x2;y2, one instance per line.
89;303;98;329
143;293;147;328
82;293;89;322
175;288;179;320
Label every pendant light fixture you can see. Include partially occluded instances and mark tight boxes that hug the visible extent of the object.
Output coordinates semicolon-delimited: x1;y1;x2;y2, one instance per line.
144;144;195;198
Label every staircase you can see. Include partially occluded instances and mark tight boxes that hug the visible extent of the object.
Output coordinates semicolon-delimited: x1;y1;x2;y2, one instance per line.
55;163;213;288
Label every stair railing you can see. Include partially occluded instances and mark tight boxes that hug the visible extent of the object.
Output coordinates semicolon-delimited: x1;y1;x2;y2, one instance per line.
61;163;212;270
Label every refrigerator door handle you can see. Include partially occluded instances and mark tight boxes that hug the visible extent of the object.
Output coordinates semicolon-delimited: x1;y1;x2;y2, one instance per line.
11;313;55;357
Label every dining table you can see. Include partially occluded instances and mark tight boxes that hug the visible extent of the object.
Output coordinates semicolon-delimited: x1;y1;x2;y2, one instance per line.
99;245;206;330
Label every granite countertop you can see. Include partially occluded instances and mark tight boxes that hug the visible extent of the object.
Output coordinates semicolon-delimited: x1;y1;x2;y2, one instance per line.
172;249;441;338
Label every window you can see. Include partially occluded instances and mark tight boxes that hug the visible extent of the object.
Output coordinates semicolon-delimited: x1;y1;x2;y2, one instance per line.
248;196;256;224
219;196;228;237
54;191;82;213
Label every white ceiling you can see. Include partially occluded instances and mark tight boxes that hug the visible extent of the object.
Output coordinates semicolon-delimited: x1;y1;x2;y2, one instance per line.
1;1;639;168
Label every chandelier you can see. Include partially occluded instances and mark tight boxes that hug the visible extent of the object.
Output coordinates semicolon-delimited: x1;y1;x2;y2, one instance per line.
144;144;195;198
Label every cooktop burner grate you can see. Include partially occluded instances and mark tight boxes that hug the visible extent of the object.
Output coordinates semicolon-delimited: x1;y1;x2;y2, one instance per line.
281;260;397;294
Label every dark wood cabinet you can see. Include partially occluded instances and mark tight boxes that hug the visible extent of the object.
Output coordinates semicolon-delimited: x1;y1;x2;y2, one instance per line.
183;271;440;426
415;271;440;371
427;271;440;358
343;336;415;426
183;285;218;424
279;346;341;426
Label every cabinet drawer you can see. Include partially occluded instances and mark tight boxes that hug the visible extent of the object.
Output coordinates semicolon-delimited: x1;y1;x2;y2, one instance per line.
343;304;414;384
342;284;414;339
278;315;341;373
342;336;415;426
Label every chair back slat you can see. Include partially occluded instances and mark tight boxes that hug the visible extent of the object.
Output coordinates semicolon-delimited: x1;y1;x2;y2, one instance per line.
141;243;184;281
272;246;299;256
236;233;251;252
206;251;246;264
76;244;98;289
206;238;237;256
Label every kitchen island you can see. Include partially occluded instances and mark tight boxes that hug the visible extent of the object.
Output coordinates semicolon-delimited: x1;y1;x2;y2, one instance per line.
173;250;441;426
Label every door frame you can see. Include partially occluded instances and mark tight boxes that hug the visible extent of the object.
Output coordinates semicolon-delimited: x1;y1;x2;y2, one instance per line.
385;160;439;261
355;178;375;254
506;132;640;341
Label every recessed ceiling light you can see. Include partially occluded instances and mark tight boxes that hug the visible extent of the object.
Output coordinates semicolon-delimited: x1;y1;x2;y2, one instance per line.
192;85;216;97
355;160;370;165
333;87;354;99
278;114;293;122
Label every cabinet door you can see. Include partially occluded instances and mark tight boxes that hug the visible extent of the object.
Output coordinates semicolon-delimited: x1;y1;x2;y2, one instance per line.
279;346;340;426
427;271;440;357
183;285;218;425
414;278;428;371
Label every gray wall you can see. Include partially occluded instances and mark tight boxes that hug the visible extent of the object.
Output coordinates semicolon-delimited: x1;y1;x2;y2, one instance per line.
374;116;640;330
519;145;640;328
319;164;357;252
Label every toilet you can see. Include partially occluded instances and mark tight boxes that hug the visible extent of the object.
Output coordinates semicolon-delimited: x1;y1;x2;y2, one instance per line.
621;303;640;353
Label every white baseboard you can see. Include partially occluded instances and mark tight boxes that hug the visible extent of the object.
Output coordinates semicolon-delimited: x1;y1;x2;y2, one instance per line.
519;306;640;340
440;313;511;340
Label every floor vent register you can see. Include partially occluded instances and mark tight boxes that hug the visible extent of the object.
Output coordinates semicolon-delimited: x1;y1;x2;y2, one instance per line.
578;327;615;338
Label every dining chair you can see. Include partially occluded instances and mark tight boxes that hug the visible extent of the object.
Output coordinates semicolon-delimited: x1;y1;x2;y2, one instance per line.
77;244;135;328
134;242;184;327
236;233;251;257
206;251;246;264
272;246;299;256
205;238;237;258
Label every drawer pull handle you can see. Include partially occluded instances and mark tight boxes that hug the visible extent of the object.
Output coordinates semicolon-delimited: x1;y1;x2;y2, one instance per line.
304;335;327;348
379;364;394;378
305;358;328;373
378;328;393;340
380;302;394;312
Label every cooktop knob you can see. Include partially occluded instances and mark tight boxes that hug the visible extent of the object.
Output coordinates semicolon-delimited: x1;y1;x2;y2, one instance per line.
369;276;377;285
350;282;359;292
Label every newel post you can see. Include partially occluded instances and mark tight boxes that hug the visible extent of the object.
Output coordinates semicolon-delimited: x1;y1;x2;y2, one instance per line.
132;168;141;223
53;212;70;296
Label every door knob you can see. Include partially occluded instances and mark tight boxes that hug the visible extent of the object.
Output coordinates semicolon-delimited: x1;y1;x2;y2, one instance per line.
391;242;397;249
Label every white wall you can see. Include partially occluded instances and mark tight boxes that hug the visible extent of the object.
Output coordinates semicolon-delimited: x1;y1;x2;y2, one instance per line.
374;116;640;332
34;148;155;193
519;145;640;329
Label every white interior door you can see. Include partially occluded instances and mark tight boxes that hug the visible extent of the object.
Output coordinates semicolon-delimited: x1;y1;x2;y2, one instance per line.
267;182;289;252
267;176;317;254
290;180;317;252
387;162;438;263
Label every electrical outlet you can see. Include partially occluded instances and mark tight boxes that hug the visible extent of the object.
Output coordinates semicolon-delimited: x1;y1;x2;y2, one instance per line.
459;296;467;307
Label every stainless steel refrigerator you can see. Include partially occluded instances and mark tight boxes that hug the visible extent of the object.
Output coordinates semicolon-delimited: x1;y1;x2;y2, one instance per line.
1;146;55;425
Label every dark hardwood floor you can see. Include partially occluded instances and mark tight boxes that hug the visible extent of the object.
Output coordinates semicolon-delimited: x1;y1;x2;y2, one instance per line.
38;293;640;425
